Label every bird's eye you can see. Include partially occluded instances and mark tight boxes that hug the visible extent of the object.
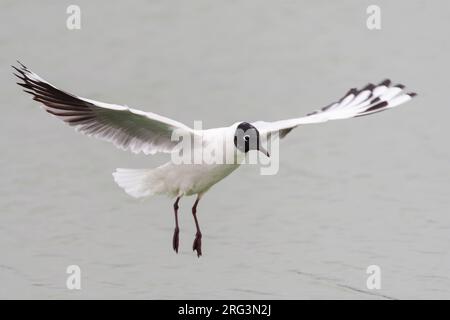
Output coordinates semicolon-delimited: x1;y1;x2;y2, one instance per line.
243;135;250;141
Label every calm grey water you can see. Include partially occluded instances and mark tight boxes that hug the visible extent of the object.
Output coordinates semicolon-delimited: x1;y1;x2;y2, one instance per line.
1;0;449;299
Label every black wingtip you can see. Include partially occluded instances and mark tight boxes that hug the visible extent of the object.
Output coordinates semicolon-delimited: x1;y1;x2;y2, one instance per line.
378;79;391;87
362;83;375;91
408;92;418;97
17;82;32;90
16;60;27;69
12;65;22;74
13;72;25;80
338;88;358;103
366;100;389;113
394;84;405;89
12;64;29;82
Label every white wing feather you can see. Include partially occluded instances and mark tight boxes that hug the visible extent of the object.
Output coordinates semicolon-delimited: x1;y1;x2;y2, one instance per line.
14;63;196;155
253;80;417;138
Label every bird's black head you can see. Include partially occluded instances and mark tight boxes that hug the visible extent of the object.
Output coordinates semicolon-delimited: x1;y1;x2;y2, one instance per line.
233;122;269;157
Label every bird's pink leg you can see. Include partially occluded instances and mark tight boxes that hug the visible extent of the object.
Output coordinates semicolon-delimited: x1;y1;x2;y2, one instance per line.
192;197;202;257
172;196;181;253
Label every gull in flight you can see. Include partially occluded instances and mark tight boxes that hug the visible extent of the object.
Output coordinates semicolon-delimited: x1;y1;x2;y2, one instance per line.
13;62;417;257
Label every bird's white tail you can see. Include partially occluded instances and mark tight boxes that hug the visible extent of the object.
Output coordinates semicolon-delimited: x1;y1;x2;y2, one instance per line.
112;168;156;198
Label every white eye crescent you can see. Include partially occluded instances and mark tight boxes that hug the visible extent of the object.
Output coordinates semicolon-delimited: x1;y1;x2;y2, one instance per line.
243;135;250;141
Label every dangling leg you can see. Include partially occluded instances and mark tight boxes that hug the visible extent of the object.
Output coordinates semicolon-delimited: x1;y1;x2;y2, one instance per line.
192;195;202;257
172;196;181;253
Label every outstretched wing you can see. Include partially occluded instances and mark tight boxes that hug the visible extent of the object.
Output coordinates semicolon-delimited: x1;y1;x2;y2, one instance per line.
253;80;417;138
13;62;196;155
